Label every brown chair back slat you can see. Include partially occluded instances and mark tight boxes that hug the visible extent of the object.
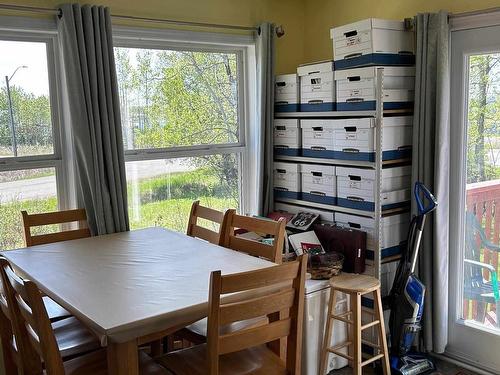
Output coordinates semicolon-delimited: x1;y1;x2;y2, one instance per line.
186;201;230;245
1;258;64;374
0;257;43;374
220;211;285;264
206;254;307;375
22;209;91;247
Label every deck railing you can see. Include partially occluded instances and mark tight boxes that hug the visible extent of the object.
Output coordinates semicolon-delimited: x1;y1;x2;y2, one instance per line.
465;179;500;325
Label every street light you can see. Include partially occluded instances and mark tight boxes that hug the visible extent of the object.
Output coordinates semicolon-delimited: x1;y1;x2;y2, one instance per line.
5;65;28;157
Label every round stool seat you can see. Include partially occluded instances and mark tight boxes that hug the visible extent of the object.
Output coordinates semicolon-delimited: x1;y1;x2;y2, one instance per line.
330;273;380;294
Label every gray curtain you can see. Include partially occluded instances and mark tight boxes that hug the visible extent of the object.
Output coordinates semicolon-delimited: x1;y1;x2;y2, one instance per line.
58;4;129;235
255;22;275;215
412;11;450;354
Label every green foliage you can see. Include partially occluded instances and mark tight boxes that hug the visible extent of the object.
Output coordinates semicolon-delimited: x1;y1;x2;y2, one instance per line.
467;54;500;183
0;196;57;250
0;86;52;152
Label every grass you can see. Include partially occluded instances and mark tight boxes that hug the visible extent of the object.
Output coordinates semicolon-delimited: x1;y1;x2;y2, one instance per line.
0;166;238;250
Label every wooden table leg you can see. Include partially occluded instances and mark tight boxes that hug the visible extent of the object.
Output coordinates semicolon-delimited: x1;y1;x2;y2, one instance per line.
107;339;139;375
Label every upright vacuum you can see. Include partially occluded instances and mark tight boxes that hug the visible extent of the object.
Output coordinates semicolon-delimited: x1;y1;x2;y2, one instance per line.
388;182;437;375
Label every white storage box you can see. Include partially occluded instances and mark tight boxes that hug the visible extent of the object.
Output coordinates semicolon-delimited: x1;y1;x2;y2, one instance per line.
302;280;348;374
297;61;336;112
336;166;411;211
336;212;410;260
275;74;299;112
335;66;415;111
301;164;336;205
274;202;335;223
301;119;338;159
331;18;415;70
333;116;413;161
273;162;301;199
273;119;301;156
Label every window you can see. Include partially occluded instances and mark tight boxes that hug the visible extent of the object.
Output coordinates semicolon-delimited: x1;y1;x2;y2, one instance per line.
114;32;252;232
0;31;65;250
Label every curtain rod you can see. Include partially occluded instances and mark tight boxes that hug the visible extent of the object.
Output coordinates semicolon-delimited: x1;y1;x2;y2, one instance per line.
0;3;285;36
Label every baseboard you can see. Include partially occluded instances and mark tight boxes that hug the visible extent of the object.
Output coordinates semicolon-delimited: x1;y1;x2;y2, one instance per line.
431;352;498;375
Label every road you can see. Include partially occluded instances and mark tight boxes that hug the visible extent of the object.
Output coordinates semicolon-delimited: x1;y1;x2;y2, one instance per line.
0;159;193;204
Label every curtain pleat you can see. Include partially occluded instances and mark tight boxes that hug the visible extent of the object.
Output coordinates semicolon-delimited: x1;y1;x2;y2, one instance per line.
58;4;129;235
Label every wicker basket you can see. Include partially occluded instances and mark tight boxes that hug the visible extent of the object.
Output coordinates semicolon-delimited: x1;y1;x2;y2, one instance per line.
308;252;344;280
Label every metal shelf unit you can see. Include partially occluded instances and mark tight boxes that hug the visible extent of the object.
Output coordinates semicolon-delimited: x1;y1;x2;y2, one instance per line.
273;68;412;283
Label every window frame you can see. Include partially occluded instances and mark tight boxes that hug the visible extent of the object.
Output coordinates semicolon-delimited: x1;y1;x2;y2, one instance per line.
0;16;69;210
113;26;256;213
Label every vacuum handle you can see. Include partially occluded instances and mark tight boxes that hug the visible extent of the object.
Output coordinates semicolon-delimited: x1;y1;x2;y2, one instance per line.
414;182;437;216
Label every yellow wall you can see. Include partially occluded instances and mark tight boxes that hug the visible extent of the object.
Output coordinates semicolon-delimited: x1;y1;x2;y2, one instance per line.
0;0;305;74
303;0;500;64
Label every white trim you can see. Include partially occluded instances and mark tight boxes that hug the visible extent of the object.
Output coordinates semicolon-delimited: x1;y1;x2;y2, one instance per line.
450;9;500;31
113;25;255;47
0;14;56;33
124;145;246;162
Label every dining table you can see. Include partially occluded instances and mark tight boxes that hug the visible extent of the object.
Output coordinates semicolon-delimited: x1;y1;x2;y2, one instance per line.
3;227;278;375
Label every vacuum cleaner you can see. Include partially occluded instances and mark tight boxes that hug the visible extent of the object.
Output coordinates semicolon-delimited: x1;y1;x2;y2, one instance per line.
388;182;437;375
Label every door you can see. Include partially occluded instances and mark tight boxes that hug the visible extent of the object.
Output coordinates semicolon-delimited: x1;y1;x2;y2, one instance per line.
449;24;500;373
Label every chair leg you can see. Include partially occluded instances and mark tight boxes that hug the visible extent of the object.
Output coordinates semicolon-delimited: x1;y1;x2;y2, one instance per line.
374;288;390;375
320;288;337;375
353;292;362;375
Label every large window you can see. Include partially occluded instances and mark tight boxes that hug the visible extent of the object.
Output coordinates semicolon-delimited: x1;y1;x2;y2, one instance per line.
114;35;250;232
0;32;64;250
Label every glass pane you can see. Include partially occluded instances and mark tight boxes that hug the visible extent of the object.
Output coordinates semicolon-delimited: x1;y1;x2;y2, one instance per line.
463;53;500;331
0;40;54;158
114;47;240;150
0;168;58;250
126;154;240;232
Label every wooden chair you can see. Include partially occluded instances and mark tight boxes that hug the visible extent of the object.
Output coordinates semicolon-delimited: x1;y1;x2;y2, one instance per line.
22;208;91;247
220;211;286;264
156;254;308;375
0;257;171;375
21;208;91;323
0;257;102;374
186;201;230;245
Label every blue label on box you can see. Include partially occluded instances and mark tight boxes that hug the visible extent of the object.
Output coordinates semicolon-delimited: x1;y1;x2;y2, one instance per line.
302;149;336;159
274;147;301;156
301;192;336;205
274;189;300;199
337;198;409;212
334;53;416;70
333;149;412;162
274;103;299;112
366;243;406;261
299;102;336;112
337;101;413;111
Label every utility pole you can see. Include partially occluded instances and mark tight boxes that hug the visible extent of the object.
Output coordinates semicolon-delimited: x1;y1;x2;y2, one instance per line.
5;75;17;157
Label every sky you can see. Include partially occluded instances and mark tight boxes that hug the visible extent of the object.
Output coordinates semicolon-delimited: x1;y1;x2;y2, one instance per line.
0;40;49;96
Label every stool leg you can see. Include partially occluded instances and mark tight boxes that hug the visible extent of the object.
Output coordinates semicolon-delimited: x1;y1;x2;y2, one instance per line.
320;288;337;375
353;292;362;375
374;288;390;375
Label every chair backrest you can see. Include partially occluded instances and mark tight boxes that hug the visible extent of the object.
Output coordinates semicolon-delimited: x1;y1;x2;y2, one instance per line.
206;254;307;375
0;258;21;374
186;201;231;245
220;211;285;264
0;257;64;375
22;208;91;247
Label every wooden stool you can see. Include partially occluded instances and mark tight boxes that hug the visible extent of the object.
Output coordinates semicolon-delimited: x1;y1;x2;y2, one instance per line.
320;273;390;375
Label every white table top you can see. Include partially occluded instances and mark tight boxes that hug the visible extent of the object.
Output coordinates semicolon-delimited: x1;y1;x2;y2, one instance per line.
3;227;276;344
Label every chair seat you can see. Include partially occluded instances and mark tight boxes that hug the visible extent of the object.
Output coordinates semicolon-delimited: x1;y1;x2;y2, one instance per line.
464;282;498;304
183;316;269;344
157;343;287;375
52;316;101;358
59;349;173;375
43;295;72;322
330;273;380;293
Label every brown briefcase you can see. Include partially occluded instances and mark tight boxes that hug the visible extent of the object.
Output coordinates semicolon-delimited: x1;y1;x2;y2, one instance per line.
313;223;367;274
